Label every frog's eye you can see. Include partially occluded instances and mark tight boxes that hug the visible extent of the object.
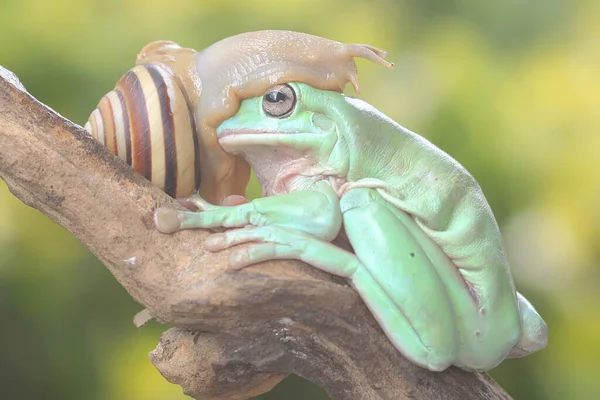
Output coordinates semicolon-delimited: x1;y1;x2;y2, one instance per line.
262;84;297;118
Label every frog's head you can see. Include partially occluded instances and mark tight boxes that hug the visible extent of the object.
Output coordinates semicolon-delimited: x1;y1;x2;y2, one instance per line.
216;82;356;194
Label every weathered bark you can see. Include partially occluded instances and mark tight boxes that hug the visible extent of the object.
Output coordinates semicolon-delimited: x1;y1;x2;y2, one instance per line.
0;66;512;400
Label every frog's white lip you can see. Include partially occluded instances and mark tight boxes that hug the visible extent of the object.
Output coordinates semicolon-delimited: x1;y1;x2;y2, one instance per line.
218;129;314;150
218;129;302;138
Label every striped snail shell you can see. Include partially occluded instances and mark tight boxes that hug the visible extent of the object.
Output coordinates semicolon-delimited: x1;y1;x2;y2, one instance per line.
85;63;201;199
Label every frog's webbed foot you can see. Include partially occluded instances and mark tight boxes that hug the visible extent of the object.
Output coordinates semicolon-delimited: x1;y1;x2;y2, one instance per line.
204;225;357;274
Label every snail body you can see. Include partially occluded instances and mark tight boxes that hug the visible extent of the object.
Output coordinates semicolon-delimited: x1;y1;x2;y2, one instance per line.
85;30;394;203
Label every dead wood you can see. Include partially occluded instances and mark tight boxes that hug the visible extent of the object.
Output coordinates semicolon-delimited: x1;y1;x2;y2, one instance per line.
0;66;512;400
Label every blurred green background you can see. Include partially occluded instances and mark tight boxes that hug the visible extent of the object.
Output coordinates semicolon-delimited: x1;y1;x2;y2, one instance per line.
0;0;598;399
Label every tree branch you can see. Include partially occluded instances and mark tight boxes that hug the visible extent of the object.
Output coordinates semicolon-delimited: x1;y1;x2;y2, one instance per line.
0;66;512;400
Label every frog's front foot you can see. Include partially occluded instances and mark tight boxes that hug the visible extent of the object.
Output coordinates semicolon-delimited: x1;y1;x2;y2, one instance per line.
203;225;358;273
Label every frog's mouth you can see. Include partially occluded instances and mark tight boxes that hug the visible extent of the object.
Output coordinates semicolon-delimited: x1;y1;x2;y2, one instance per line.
218;129;319;152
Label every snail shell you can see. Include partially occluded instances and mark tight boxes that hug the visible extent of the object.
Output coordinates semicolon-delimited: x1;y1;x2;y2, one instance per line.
86;31;394;203
85;62;201;199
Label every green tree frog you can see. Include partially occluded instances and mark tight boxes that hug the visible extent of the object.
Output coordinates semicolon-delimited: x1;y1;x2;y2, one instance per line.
154;82;548;372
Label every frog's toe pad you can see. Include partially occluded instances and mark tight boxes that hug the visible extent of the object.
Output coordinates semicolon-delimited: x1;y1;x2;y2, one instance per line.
205;233;227;251
154;208;182;233
229;247;254;270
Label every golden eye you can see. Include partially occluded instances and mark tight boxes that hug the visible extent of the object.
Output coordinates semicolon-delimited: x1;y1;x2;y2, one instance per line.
262;84;296;118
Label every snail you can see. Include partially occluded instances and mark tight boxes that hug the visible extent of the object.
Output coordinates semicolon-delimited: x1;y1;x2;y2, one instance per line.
85;42;203;199
85;30;394;203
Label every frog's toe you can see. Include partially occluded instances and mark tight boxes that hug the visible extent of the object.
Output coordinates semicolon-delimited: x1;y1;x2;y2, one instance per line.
155;208;222;232
178;194;249;211
221;195;250;206
177;194;215;211
228;242;299;270
201;225;303;268
177;198;201;211
204;226;277;252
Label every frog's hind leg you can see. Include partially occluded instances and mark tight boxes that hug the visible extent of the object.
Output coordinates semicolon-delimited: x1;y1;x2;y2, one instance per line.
204;224;454;371
379;194;547;369
340;187;459;370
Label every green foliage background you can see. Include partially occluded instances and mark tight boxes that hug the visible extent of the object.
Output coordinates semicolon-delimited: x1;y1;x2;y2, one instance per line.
0;0;598;399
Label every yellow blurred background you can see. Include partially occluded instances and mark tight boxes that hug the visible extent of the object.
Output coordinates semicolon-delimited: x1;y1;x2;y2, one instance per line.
0;0;598;399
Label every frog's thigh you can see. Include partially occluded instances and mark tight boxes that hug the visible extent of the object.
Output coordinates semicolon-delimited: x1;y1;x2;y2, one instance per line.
212;224;454;371
383;199;526;370
340;188;458;369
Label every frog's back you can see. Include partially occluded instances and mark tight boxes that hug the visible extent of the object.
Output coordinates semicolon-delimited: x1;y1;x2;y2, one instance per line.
346;101;508;274
344;95;517;307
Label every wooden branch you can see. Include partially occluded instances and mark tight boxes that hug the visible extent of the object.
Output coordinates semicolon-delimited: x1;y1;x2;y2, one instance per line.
0;66;512;400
